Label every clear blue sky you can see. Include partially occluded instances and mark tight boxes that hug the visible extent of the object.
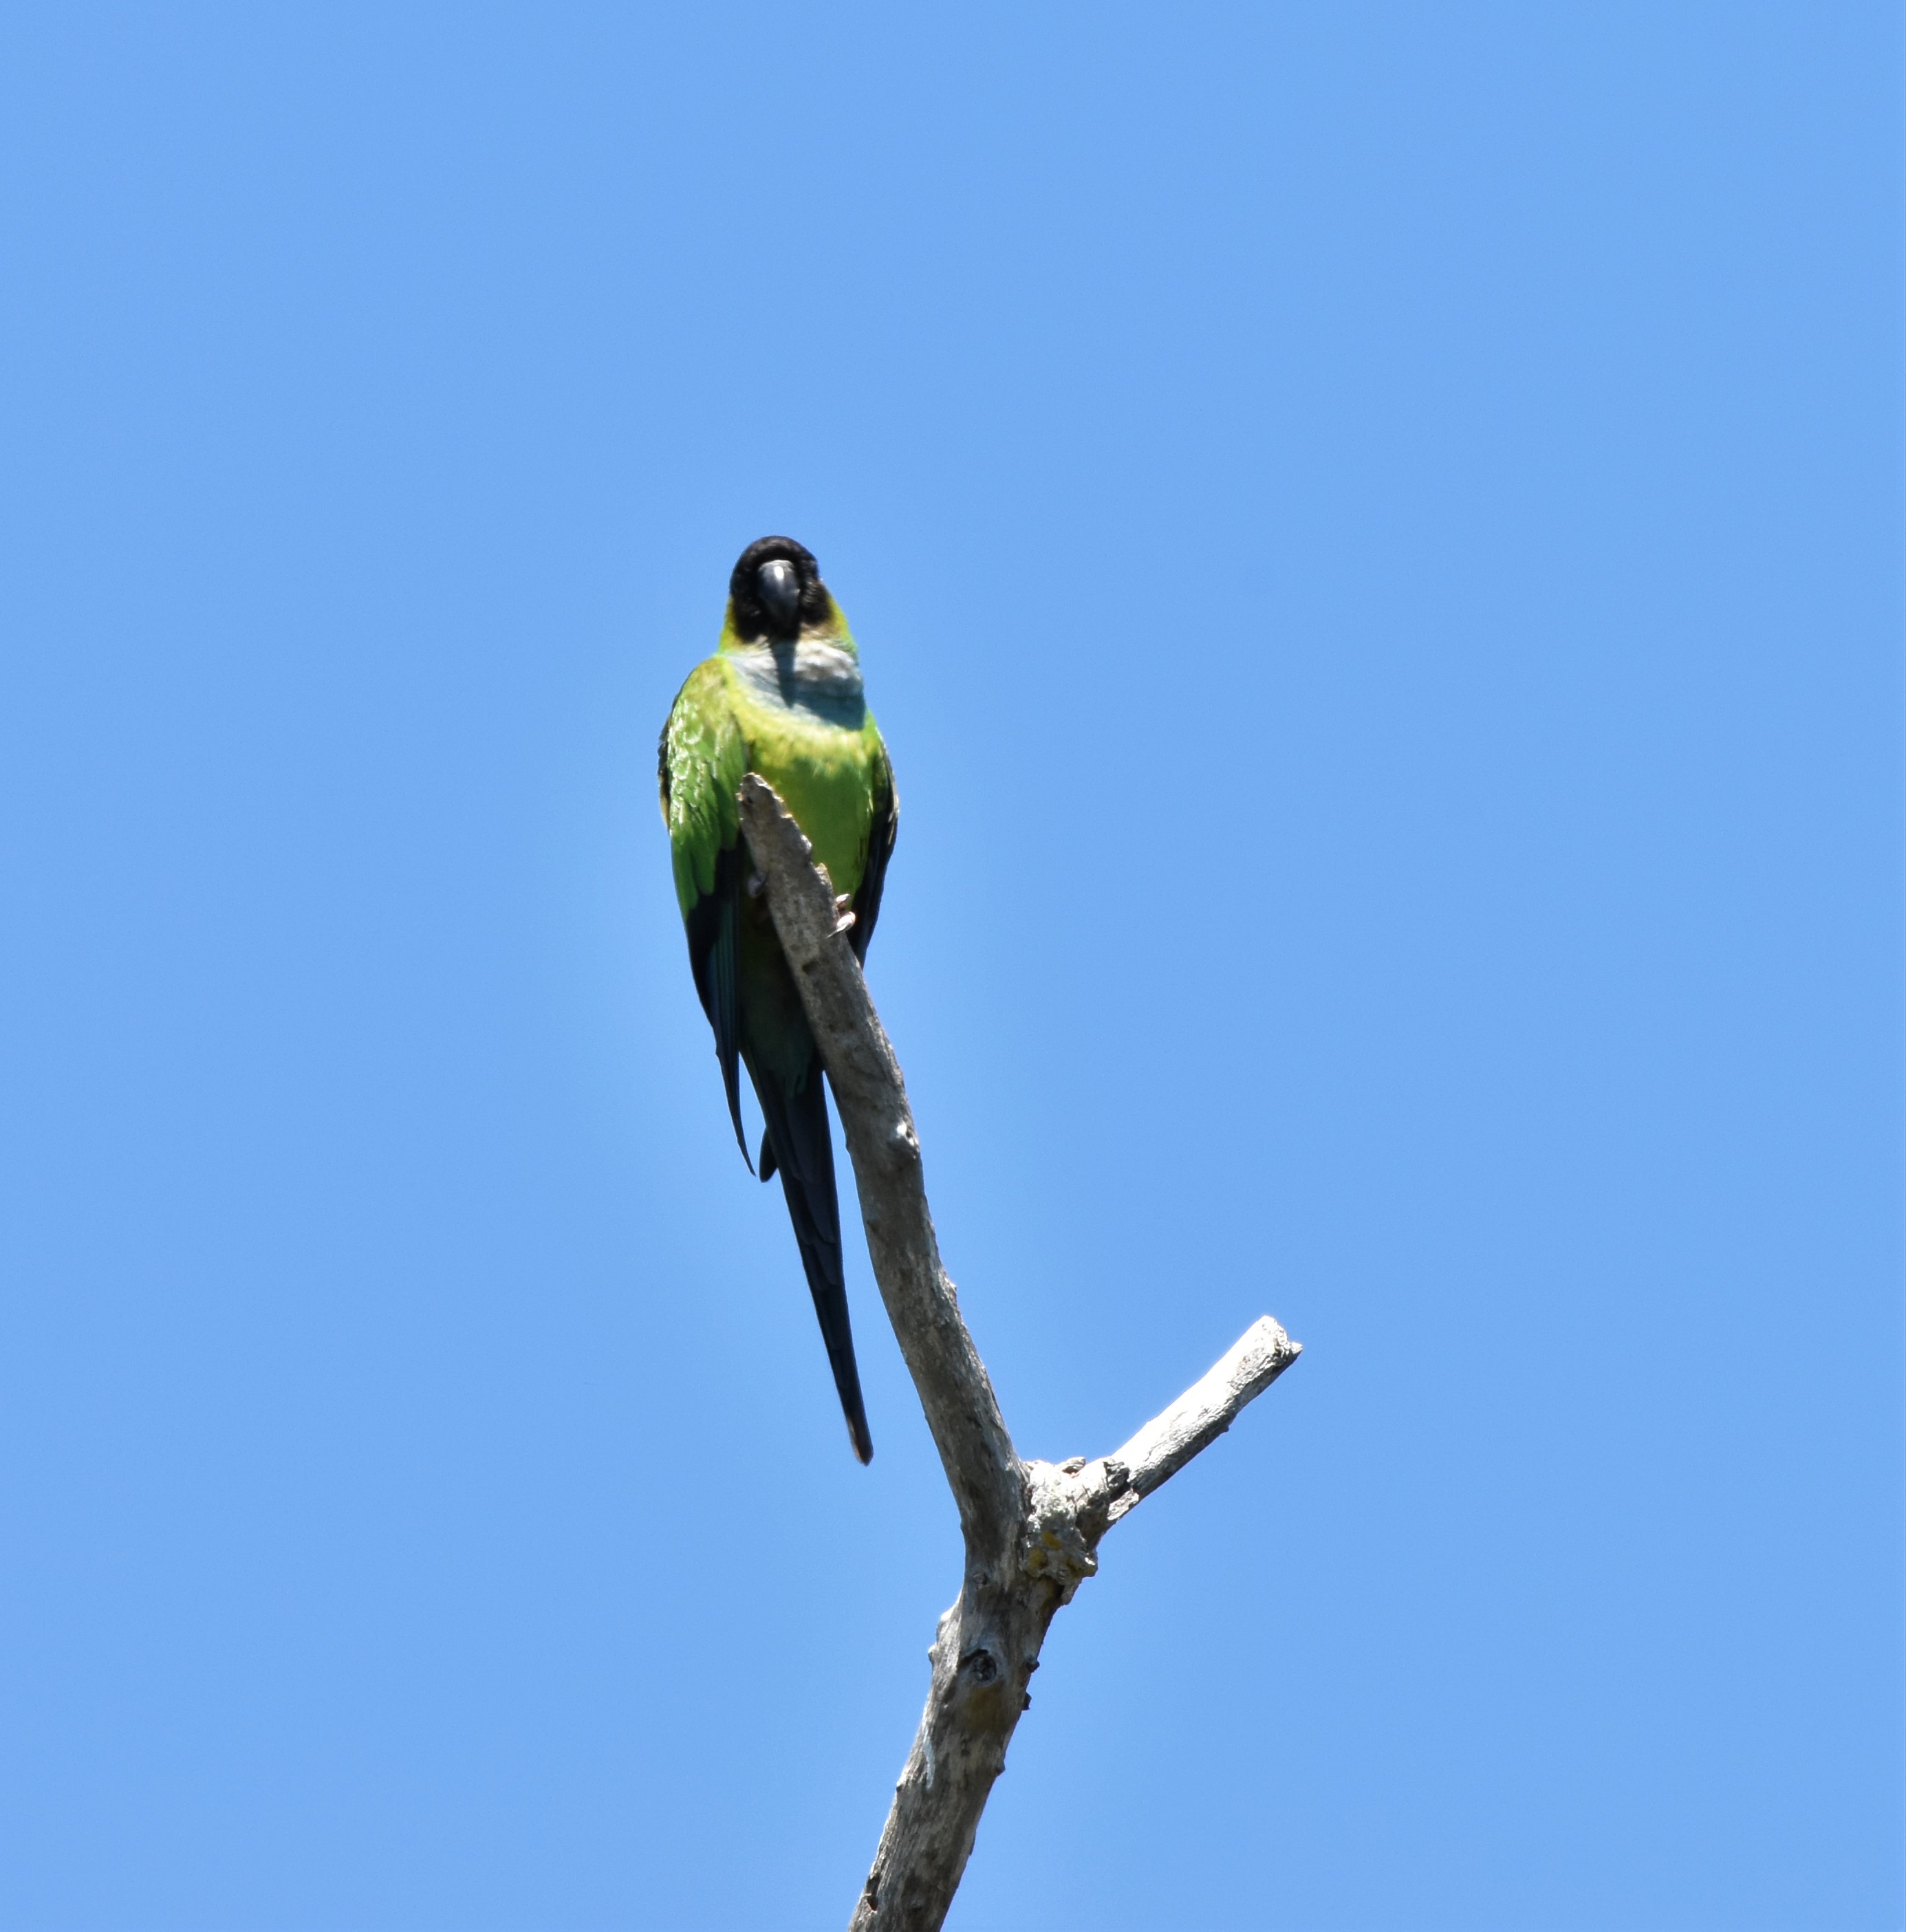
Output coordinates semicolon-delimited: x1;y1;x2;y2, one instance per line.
2;6;1898;1929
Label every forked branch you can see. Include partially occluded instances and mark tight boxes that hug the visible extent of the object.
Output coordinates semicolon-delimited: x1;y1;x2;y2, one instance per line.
738;774;1301;1932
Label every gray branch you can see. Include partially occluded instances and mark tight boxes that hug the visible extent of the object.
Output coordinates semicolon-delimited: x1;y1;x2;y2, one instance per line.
738;775;1301;1932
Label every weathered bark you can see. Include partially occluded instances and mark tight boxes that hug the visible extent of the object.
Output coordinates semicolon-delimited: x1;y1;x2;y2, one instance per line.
737;774;1301;1932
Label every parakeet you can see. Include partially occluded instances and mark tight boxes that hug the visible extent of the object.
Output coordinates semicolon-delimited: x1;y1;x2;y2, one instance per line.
658;536;898;1464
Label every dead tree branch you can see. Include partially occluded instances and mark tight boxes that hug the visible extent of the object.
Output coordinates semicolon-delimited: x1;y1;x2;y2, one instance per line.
738;774;1302;1932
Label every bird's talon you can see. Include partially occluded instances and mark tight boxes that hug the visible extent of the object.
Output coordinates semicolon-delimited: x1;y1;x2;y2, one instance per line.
746;870;766;898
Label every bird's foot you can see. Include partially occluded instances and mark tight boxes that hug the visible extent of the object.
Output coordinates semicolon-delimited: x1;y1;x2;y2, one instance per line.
746;869;767;898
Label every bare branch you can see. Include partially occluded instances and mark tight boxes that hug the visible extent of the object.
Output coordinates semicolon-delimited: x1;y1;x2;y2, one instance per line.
735;775;1302;1932
1101;1314;1301;1522
737;774;1022;1555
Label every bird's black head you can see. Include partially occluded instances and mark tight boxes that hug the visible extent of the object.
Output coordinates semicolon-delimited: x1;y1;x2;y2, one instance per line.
728;535;834;643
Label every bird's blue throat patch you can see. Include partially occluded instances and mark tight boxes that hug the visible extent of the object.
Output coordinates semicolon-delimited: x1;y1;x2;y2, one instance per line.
726;640;866;728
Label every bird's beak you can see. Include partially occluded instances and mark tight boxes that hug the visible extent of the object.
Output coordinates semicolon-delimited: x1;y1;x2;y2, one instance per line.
757;558;801;635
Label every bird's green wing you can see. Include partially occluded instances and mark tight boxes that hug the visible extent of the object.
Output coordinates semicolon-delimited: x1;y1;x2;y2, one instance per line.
848;735;898;966
658;660;751;1165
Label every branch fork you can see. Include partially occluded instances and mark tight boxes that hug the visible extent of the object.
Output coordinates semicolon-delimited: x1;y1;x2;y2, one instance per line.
736;774;1301;1932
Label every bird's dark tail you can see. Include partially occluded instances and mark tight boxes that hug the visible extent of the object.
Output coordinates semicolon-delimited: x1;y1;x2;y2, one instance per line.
753;1065;874;1464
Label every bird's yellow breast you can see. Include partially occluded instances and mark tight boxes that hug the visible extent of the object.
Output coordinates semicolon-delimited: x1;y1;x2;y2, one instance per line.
718;646;880;898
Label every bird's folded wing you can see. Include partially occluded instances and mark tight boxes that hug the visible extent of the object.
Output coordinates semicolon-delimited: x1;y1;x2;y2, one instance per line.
660;660;752;1165
849;738;898;964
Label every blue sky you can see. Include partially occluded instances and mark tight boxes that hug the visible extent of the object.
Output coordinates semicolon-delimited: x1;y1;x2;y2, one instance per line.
1;6;1899;1928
